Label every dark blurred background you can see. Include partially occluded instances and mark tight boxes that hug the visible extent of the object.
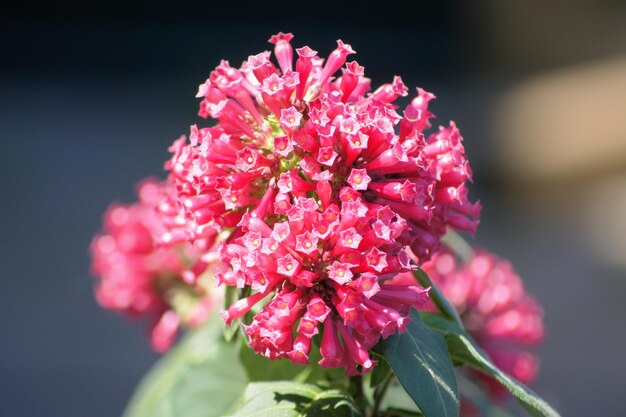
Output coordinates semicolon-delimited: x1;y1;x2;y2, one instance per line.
2;1;626;416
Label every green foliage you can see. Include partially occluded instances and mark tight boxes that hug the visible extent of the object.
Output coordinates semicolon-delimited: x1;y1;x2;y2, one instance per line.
239;338;348;389
223;381;362;417
239;339;325;384
223;286;242;342
369;351;391;388
382;408;425;417
412;269;463;327
122;303;559;417
420;312;561;417
381;310;460;417
456;374;516;417
123;316;247;417
378;380;423;414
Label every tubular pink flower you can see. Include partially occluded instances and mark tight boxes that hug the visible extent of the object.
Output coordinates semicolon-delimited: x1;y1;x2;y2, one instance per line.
289;334;312;364
319;40;356;87
319;317;343;368
269;32;295;74
279;106;303;132
151;310;181;353
218;194;429;374
90;179;219;352
337;321;376;374
340;61;365;101
221;290;269;325
346;168;371;191
295;46;318;97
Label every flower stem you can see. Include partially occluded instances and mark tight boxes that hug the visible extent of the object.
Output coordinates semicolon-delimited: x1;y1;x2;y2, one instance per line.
349;375;367;415
371;372;394;417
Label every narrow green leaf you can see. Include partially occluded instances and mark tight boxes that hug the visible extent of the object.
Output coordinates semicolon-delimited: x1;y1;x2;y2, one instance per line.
412;269;463;328
223;381;362;417
457;373;516;417
419;311;464;335
420;312;561;417
447;334;559;417
381;309;460;417
223;286;241;342
223;319;242;342
123;315;247;417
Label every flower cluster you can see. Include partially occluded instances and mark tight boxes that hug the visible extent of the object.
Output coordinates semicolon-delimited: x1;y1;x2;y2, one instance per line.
161;33;480;372
90;179;219;351
167;33;480;260
422;250;544;390
93;33;480;372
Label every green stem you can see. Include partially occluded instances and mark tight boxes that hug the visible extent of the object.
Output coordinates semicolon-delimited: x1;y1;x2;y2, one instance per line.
349;375;366;415
413;268;464;329
371;372;394;417
441;230;475;263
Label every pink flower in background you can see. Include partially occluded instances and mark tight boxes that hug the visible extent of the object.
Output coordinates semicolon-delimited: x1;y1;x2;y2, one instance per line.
90;179;220;352
167;32;479;262
410;250;545;393
217;192;428;375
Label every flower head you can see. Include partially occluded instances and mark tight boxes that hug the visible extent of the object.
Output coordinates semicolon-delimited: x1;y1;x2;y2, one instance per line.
90;179;220;351
168;33;479;262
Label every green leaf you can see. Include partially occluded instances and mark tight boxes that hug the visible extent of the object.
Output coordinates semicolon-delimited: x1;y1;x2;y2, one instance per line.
447;334;559;417
369;351;391;388
238;338;346;388
420;312;561;417
223;319;242;342
419;312;465;335
223;381;362;417
457;373;516;417
123;315;247;417
239;339;318;383
381;309;460;417
379;380;422;414
413;269;463;328
384;408;425;417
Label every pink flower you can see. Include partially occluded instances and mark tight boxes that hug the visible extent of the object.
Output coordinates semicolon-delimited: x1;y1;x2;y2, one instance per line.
168;33;479;263
395;250;545;395
90;179;220;352
217;193;429;375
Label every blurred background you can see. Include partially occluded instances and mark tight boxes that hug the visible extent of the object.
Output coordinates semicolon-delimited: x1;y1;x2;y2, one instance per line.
2;1;625;416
